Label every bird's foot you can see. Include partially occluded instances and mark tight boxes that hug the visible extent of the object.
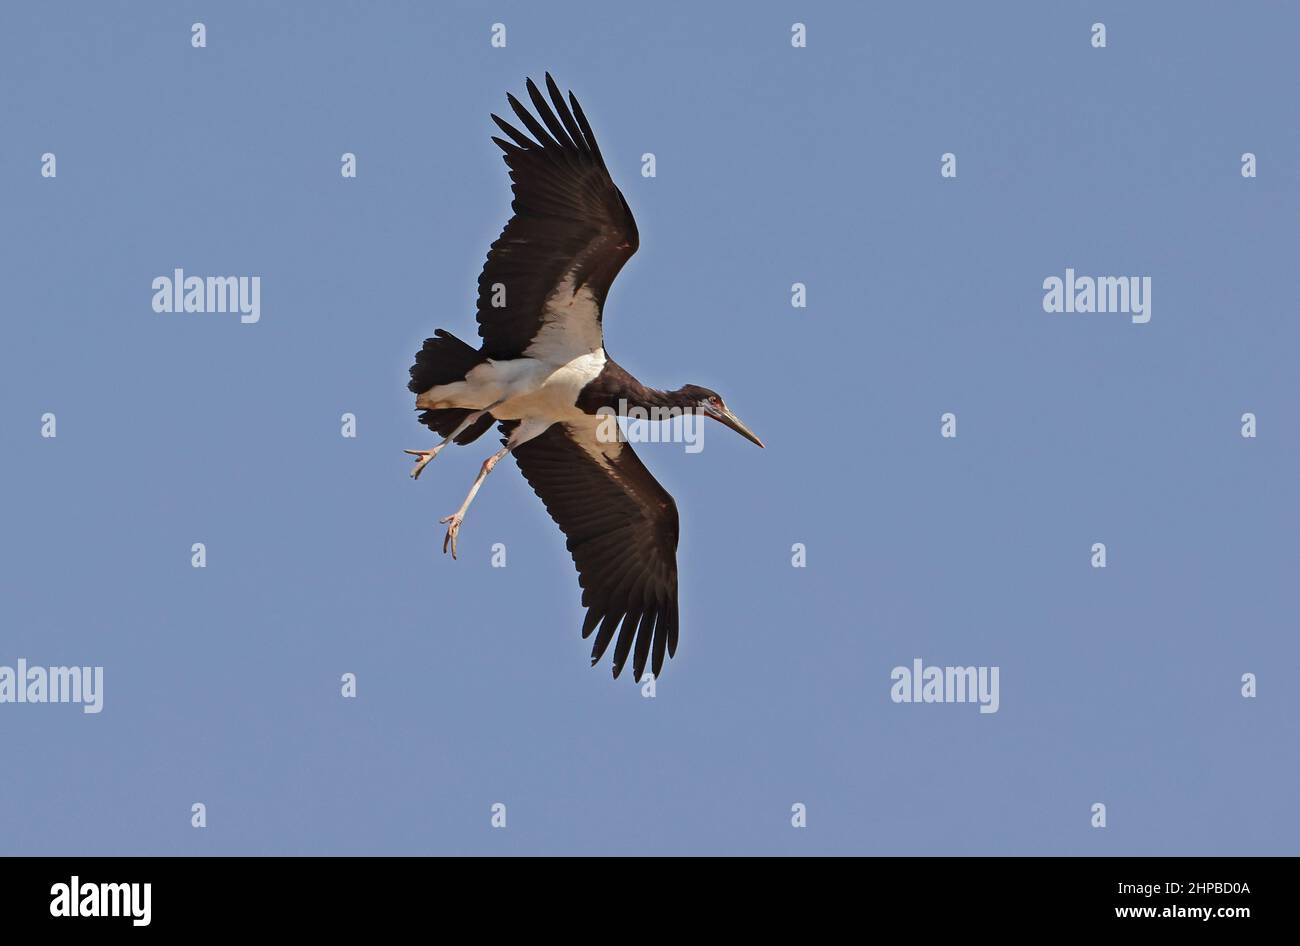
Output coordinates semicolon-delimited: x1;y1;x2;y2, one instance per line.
404;445;444;480
439;513;463;559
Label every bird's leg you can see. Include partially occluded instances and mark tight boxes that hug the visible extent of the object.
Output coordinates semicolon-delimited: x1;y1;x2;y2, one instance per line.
437;418;550;559
405;408;489;480
440;444;510;559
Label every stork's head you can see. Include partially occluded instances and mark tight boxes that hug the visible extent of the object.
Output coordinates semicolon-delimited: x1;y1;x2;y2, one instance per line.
675;384;764;448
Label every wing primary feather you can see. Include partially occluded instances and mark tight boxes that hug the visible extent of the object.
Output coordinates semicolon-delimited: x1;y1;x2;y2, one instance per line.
632;608;658;684
526;77;576;150
665;599;679;658
545;73;588;155
651;609;668;678
490;136;525;157
591;609;625;665
610;611;642;678
568;93;606;168
490;114;536;150
507;92;563;152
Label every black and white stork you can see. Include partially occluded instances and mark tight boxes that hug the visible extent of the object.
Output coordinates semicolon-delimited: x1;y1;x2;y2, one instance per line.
406;74;762;683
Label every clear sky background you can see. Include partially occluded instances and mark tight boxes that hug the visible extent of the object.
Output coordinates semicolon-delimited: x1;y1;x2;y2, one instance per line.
1;1;1296;855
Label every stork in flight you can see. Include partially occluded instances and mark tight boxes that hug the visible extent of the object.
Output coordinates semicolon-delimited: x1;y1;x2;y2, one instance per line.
406;75;762;683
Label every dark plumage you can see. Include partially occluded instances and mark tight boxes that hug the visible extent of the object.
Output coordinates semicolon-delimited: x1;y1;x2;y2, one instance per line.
406;75;761;683
509;422;679;681
478;74;639;360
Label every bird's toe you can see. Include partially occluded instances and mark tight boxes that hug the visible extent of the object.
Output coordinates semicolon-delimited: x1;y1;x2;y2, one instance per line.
438;515;462;559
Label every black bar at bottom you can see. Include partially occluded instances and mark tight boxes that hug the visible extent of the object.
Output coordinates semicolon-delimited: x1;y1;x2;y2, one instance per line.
0;855;1279;930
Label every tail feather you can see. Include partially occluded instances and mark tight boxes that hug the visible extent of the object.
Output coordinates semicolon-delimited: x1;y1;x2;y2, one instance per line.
409;329;494;446
408;329;485;393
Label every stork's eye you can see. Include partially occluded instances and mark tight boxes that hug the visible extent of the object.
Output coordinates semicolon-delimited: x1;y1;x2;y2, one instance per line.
709;396;722;407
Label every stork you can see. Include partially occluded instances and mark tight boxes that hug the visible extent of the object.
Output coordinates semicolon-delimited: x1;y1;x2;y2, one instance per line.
406;75;762;683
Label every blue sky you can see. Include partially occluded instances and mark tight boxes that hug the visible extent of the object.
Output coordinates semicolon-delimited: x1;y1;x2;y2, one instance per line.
0;1;1296;855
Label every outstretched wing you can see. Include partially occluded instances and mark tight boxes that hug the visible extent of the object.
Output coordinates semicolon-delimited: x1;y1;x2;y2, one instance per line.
477;74;639;361
510;421;679;682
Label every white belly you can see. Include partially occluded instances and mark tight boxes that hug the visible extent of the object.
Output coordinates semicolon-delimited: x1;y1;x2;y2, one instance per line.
416;350;606;424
